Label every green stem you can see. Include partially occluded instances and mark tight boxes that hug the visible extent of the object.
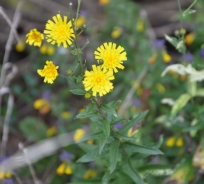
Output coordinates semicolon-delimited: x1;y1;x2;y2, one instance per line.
183;0;197;16
75;0;82;28
177;0;183;29
69;2;85;74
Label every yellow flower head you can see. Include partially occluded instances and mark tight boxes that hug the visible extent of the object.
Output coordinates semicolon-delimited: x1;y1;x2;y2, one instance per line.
26;28;44;47
83;169;97;180
166;136;184;147
85;93;91;99
156;83;166;94
162;51;171;63
0;171;12;179
37;61;59;84
33;98;51;114
74;129;86;142
99;0;110;6
15;39;26;52
185;33;195;46
136;19;144;32
111;27;122;39
94;42;127;73
82;65;114;97
46;126;57;137
40;43;55;55
76;15;86;28
44;14;75;48
56;162;72;175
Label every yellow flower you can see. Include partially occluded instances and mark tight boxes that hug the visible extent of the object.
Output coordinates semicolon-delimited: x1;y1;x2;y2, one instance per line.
15;39;26;52
148;53;157;64
40;43;55;55
76;15;86;28
56;162;72;175
99;0;110;6
61;111;71;119
46;126;57;137
74;129;85;142
136;20;144;32
37;61;59;84
33;98;51;114
111;27;122;39
44;14;75;48
166;136;184;147
162;51;171;63
87;140;94;144
128;128;139;137
156;83;166;94
82;65;114;97
0;171;12;179
185;33;195;46
94;42;127;73
26;28;44;47
83;169;97;180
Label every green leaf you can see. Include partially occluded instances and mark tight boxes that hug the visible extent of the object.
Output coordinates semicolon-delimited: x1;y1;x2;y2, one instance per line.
107;100;122;108
195;88;204;97
183;9;196;17
102;121;110;139
100;104;117;117
119;111;148;134
70;89;86;95
19;117;47;141
183;121;204;132
123;142;163;156
114;132;136;141
111;117;126;125
76;132;102;143
187;80;196;97
109;140;120;173
102;172;112;184
171;93;191;116
99;133;107;155
165;35;186;53
71;180;101;184
76;103;97;118
138;165;172;176
77;146;108;163
122;160;144;184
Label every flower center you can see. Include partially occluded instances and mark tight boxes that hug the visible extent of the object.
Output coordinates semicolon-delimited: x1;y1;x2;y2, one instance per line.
103;50;120;68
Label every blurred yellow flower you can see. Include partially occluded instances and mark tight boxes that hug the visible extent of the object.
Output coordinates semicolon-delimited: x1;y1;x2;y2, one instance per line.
111;27;122;39
166;136;184;147
83;169;97;179
40;43;55;55
74;129;85;142
15;39;26;52
61;111;72;119
136;85;143;96
128;127;139;137
76;15;86;28
37;61;59;84
46;126;57;137
85;93;91;99
162;51;171;63
56;162;72;175
148;53;157;64
33;98;51;114
136;20;144;32
99;0;110;6
26;28;44;47
87;140;94;144
0;171;12;179
156;83;166;94
185;33;195;46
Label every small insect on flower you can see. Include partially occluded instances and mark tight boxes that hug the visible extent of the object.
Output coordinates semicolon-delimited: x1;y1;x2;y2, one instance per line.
44;14;75;48
26;28;44;47
94;42;127;73
37;61;59;84
83;65;114;97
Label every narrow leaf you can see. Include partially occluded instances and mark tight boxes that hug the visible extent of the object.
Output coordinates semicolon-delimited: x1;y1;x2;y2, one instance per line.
123;142;163;156
99;134;107;155
77;147;108;163
111;117;126;125
109;140;120;173
122;161;144;184
76;132;102;143
100;104;117;117
119;111;148;134
76;103;97;118
102;172;112;184
102;121;110;139
70;89;86;95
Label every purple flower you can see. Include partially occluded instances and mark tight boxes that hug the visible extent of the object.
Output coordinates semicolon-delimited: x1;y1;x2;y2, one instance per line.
42;90;51;100
154;39;165;49
114;123;122;130
60;151;73;160
181;52;194;62
199;49;204;58
5;179;14;184
0;156;8;163
132;98;141;107
80;10;88;17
